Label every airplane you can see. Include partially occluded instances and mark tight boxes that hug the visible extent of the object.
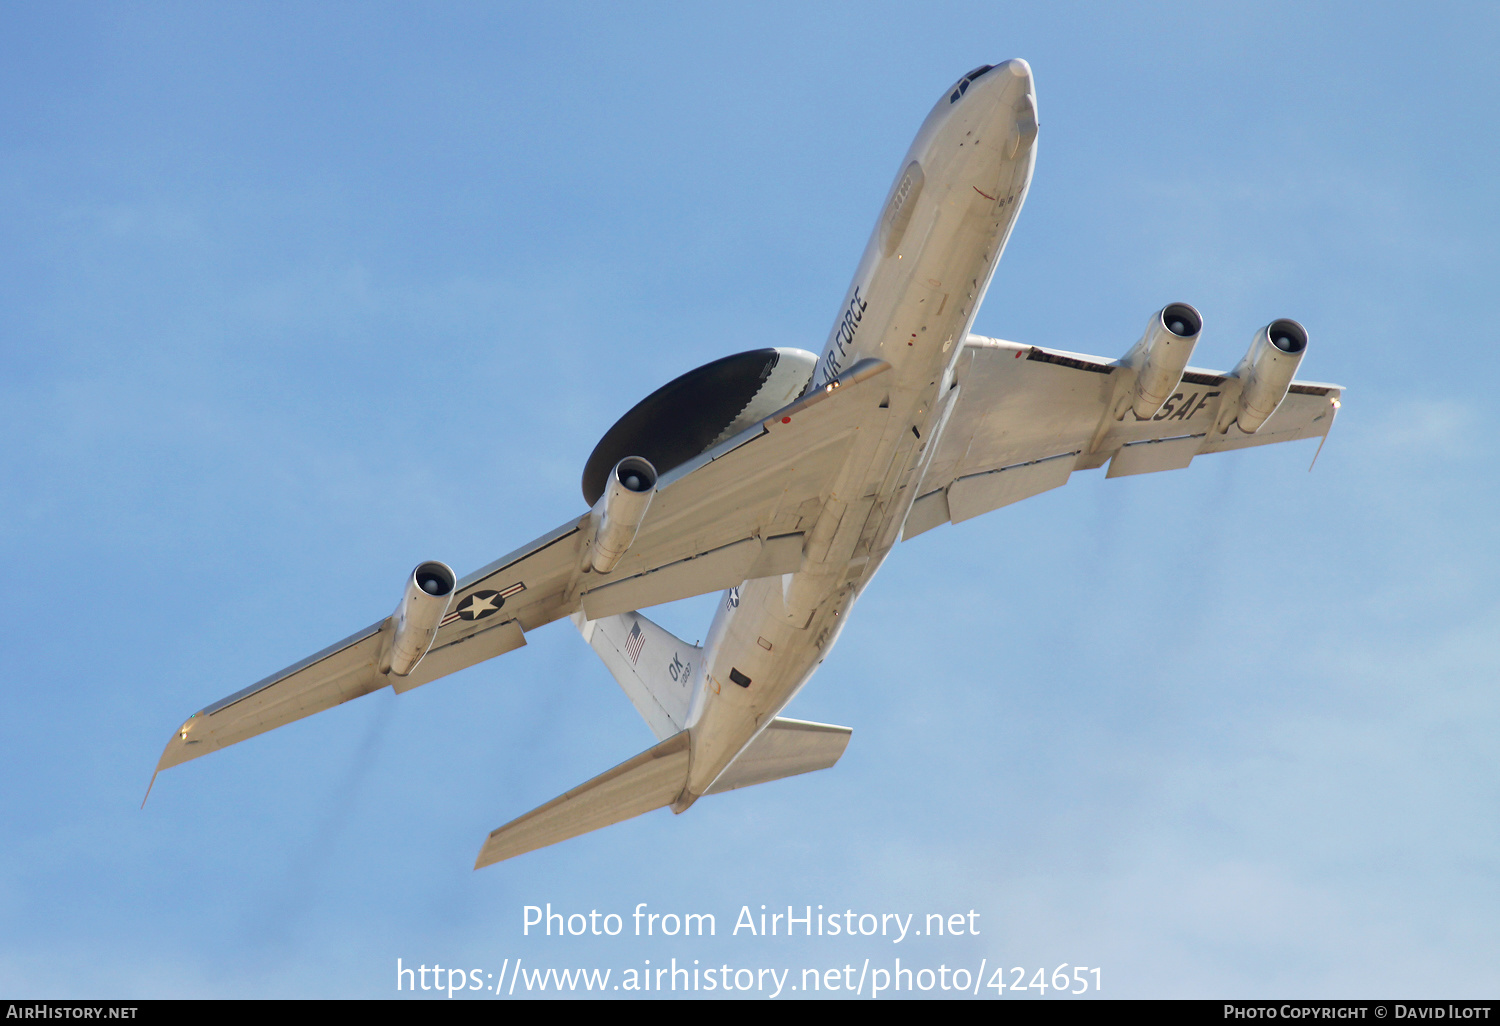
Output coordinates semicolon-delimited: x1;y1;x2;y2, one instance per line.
153;59;1342;867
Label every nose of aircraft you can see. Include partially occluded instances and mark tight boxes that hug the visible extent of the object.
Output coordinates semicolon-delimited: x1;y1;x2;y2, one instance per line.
944;58;1034;115
940;59;1035;136
979;58;1033;101
1000;57;1033;90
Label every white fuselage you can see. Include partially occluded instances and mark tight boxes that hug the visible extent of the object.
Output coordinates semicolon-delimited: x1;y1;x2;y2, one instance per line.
678;60;1039;803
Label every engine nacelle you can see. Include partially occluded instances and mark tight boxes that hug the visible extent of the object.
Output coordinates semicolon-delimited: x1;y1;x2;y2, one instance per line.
386;561;456;677
582;348;817;506
1123;302;1202;420
589;456;657;574
1231;319;1308;433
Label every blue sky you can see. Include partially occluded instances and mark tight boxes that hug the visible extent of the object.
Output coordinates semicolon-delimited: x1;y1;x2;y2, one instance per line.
3;1;1499;999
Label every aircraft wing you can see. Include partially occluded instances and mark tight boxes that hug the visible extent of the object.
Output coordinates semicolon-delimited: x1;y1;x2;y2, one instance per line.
903;335;1342;539
156;359;892;773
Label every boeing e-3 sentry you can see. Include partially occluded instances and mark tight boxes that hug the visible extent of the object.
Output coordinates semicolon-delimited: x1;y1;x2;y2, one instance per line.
154;60;1342;867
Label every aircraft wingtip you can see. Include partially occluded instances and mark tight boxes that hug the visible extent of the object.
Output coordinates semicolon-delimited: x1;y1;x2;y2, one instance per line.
155;720;210;773
140;769;159;810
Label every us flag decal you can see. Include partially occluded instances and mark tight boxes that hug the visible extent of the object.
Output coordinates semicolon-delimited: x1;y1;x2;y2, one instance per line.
625;622;645;664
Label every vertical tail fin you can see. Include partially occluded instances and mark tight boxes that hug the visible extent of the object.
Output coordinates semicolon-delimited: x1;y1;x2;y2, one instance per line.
571;610;701;739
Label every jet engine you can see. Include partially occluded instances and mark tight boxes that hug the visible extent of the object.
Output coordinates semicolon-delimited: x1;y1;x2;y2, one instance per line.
1230;319;1308;433
385;561;456;677
1123;302;1202;420
589;456;657;574
582;348;817;505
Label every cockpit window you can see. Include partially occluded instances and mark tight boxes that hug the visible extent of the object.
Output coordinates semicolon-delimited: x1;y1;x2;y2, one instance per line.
949;64;996;103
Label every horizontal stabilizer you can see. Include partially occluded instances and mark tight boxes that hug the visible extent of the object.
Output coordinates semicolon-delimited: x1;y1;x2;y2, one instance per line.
475;731;690;868
706;717;852;794
474;718;852;865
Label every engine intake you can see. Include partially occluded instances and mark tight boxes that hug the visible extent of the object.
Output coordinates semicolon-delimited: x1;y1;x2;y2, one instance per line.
589;457;658;574
1232;319;1308;433
386;560;456;677
1123;302;1202;420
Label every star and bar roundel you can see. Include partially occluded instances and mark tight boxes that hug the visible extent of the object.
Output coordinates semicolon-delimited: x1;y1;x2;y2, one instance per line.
440;581;526;628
